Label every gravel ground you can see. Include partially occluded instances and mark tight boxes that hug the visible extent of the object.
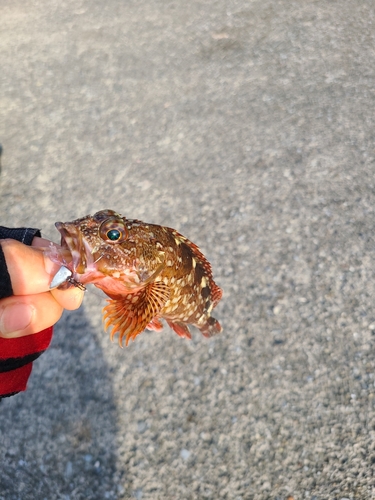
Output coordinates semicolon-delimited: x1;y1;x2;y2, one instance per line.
1;0;375;499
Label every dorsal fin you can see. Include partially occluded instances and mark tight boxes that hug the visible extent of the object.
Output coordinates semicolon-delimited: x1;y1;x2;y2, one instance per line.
211;283;223;307
172;229;215;281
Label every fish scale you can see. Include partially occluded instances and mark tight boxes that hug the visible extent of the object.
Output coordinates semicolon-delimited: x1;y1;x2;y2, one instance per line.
55;209;223;346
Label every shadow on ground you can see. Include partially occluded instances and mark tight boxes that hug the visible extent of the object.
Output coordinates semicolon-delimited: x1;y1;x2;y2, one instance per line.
0;305;120;500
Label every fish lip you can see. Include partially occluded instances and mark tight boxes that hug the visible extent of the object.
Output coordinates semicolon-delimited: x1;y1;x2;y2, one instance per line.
55;222;86;274
55;223;70;249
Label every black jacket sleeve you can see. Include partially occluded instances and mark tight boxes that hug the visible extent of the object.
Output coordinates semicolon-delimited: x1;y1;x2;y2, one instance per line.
0;226;41;299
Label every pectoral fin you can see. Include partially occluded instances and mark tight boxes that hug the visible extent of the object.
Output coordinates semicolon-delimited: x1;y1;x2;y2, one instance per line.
102;280;170;346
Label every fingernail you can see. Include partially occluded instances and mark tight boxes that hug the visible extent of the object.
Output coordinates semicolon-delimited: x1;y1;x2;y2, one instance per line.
0;303;34;336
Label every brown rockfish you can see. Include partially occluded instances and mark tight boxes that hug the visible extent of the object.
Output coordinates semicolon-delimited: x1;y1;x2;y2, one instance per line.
54;210;223;346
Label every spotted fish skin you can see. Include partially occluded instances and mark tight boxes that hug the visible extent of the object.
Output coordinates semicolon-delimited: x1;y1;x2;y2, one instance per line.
55;209;223;346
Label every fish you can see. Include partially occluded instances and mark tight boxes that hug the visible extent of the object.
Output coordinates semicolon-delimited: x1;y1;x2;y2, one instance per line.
54;209;223;346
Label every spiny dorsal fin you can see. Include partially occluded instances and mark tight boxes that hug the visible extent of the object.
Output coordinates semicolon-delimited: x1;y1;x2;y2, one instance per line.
211;283;223;307
172;230;214;279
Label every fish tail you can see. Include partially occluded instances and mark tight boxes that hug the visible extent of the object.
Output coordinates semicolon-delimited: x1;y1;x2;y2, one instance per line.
199;316;222;338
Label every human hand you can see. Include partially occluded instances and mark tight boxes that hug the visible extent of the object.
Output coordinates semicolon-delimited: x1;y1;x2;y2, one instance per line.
0;237;84;338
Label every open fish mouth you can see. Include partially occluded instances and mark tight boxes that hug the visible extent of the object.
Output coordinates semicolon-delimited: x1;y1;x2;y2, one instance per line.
55;222;89;275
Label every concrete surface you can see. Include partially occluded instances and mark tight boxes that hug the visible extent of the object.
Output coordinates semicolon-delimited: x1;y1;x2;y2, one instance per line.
1;0;375;498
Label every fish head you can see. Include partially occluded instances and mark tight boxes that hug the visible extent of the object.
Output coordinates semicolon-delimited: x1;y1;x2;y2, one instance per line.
55;210;139;289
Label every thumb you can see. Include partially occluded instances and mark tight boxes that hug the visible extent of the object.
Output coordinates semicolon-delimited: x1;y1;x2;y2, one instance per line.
0;293;62;338
0;239;60;295
0;238;84;311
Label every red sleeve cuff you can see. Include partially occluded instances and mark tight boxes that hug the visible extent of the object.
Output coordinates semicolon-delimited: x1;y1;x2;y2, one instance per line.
0;363;33;396
0;326;53;359
0;327;53;397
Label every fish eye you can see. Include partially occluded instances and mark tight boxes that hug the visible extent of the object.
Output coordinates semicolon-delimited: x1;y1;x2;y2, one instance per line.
107;229;121;241
99;218;128;243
